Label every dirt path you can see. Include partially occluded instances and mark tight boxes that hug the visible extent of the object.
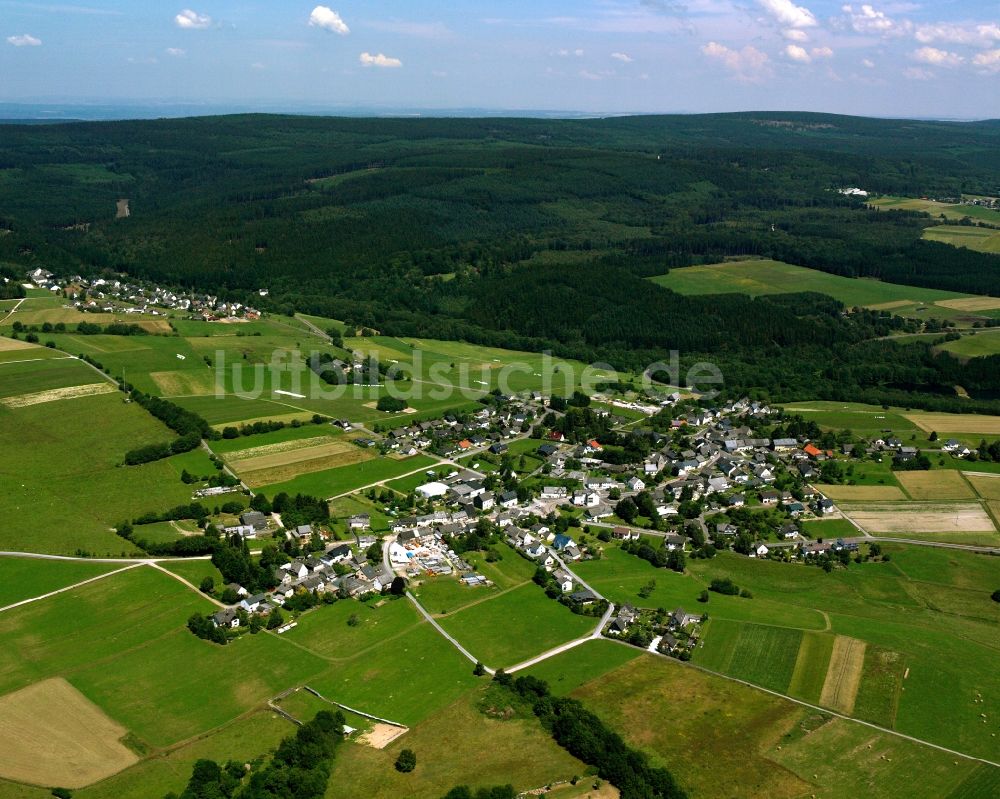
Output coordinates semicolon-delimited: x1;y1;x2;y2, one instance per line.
0;563;144;614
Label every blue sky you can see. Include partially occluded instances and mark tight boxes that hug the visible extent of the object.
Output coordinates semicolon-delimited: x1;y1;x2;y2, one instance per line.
1;1;999;117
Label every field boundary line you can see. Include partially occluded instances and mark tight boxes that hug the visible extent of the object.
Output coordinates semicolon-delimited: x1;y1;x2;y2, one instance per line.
605;638;1000;770
406;591;492;672
302;685;409;729
146;562;227;608
0;563;143;613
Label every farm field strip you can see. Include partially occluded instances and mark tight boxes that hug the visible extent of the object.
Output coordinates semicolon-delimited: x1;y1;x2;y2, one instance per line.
904;412;1000;435
838;502;997;533
895;471;977;501
819;636;867;715
0;381;116;408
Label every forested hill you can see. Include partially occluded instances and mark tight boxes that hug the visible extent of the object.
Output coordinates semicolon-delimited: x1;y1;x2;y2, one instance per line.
2;111;1000;408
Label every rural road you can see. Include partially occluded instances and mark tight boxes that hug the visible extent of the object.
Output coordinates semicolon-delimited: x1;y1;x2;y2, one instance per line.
405;591;493;673
0;563;144;614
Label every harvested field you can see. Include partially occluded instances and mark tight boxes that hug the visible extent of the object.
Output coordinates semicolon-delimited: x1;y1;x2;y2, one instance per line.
358;723;408;749
238;445;372;488
895;471;975;500
935;296;1000;312
134;320;172;333
227;435;336;462
1;381;116;408
150;369;219;396
819;636;866;714
0;677;138;788
904;412;1000;435
867;300;913;311
815;484;907;501
0;337;38;352
966;474;1000;500
840;502;996;533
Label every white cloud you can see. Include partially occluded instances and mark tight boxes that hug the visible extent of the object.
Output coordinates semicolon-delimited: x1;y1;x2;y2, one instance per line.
785;44;811;62
783;29;809;42
916;23;1000;48
841;4;907;36
862;57;875;68
309;6;349;35
912;46;963;67
903;66;934;80
702;41;772;82
175;9;211;29
359;51;401;68
6;33;41;46
812;46;834;58
165;47;185;57
758;0;817;30
611;51;633;62
972;49;1000;72
556;48;584;57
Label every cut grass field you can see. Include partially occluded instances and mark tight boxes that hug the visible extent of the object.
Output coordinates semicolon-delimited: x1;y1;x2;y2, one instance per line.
818;636;866;715
437;583;596;668
839;501;996;534
649;258;972;308
230;439;373;488
937;331;1000;359
0;678;139;789
815;484;907;501
905;411;1000;435
967;473;1000;500
895;470;976;500
787;631;835;705
0;356;106;399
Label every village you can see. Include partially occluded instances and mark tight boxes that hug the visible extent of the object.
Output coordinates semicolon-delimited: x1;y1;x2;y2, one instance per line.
198;389;971;644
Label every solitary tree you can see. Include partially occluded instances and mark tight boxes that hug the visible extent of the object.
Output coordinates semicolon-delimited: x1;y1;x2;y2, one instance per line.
199;576;215;594
395;748;417;773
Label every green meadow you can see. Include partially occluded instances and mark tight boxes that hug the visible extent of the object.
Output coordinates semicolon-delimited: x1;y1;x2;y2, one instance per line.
437;583;596;668
0;558;121;607
649;258;970;307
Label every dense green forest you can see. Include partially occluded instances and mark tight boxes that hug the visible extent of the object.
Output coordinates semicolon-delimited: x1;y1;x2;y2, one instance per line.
3;112;1000;408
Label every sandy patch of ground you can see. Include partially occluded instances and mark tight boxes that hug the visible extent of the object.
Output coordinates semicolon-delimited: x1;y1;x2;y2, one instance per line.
1;382;116;408
839;501;996;533
935;296;1000;312
815;485;907;501
0;678;138;788
357;722;408;749
820;636;866;715
904;412;1000;434
361;401;418;413
0;337;38;352
895;471;975;500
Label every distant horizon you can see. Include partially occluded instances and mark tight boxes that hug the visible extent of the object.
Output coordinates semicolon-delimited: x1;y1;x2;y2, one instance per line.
0;100;996;125
1;2;998;119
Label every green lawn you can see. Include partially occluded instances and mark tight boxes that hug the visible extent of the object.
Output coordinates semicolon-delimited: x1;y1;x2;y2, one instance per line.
523;638;642;695
924;225;1000;254
437;583;596;668
786;630;835;704
937;330;1000;359
649;259;970;307
0;356;106;398
282;597;421;660
696;619;803;693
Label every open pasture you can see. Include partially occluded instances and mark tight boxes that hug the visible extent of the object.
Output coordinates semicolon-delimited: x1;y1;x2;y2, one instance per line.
697;619;803;694
0;392;202;555
787;631;835;705
649;258;971;308
0;678;139;789
895;471;976;500
839;501;996;533
149;368;219;396
437;583;595;668
0;558;120;608
937;331;1000;359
